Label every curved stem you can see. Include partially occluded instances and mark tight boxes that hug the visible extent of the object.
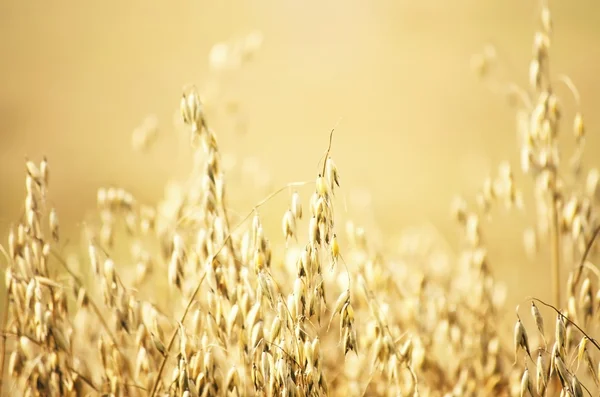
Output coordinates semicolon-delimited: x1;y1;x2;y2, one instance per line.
530;297;600;352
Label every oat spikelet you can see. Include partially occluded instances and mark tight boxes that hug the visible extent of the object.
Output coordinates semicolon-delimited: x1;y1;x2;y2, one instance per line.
571;375;583;397
576;337;588;371
553;349;569;390
555;314;566;351
328;289;350;332
514;318;532;363
330;233;340;269
536;351;547;396
530;301;545;345
520;367;533;397
282;209;296;244
291;191;302;220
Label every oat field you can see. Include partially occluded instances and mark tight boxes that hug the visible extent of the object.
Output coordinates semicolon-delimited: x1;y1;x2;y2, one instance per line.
1;1;600;396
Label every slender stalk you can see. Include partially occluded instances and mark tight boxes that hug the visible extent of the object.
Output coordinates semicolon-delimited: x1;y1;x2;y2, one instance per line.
0;293;9;395
548;186;561;308
573;225;600;286
149;272;206;397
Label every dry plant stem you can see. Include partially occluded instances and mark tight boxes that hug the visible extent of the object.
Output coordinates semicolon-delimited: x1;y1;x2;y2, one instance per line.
321;127;336;175
265;340;302;370
0;293;8;394
70;367;100;393
149;272;207;397
213;180;312;258
573;225;600;285
549;176;561;307
0;246;10;395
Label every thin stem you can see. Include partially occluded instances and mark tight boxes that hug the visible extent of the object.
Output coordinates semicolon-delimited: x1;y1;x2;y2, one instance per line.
0;244;11;394
321;126;337;176
149;272;207;397
548;180;561;308
573;225;600;286
0;293;9;394
69;367;100;393
212;180;312;259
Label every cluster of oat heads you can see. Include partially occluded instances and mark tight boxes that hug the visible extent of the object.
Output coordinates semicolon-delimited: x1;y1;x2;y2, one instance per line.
496;3;600;397
513;296;600;397
3;2;599;397
1;84;523;396
521;3;600;302
456;1;600;395
3;157;99;396
0;81;427;396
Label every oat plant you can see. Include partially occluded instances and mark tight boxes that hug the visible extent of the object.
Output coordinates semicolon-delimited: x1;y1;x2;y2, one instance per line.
0;2;597;397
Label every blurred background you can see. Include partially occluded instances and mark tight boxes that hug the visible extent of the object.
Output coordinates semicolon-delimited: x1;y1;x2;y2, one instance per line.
0;0;599;310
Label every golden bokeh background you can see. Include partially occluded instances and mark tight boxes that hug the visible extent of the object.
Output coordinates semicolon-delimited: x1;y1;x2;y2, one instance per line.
1;1;599;311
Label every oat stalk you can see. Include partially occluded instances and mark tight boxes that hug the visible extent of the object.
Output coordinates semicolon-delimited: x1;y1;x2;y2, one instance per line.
573;224;600;286
549;185;561;307
0;293;8;394
149;271;207;397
